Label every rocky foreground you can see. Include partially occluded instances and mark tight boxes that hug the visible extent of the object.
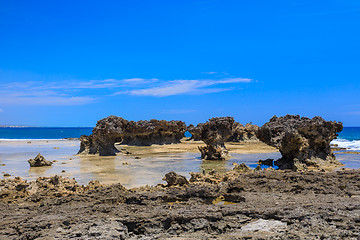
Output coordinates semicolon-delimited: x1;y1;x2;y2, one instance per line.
0;169;359;239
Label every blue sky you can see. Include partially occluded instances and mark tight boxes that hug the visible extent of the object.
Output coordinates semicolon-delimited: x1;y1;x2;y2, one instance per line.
0;0;359;127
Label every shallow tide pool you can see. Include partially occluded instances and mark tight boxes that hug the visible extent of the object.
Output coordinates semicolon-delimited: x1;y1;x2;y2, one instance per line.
0;140;358;188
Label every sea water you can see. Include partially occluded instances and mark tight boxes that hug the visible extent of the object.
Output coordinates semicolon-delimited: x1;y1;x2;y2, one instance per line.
0;127;92;140
332;127;360;151
1;127;359;151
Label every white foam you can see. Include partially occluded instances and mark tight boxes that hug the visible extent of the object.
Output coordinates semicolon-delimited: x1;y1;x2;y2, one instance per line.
331;139;360;151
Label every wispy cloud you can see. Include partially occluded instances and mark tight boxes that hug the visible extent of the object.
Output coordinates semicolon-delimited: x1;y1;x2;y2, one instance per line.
117;78;252;97
0;76;253;105
203;72;218;75
123;78;159;84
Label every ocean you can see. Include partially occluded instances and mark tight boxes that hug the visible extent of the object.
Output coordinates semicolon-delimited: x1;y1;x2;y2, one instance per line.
0;127;359;151
0;127;92;140
332;127;360;151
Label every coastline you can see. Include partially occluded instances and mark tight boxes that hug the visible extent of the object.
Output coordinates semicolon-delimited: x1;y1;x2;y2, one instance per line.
0;137;359;238
0;139;280;187
0;169;359;239
1;139;360;187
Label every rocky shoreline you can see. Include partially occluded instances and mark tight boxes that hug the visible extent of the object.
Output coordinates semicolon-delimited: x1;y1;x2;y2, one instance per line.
0;114;358;239
78;114;343;170
0;168;359;239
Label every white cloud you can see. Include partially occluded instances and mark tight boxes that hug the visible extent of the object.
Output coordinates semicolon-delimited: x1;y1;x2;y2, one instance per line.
0;108;3;112
122;78;159;85
217;78;252;83
203;72;218;75
0;76;253;104
120;78;252;97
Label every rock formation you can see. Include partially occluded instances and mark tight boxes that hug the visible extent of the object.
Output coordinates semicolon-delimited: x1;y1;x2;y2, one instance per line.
198;117;235;160
228;122;259;142
257;115;343;170
189;121;259;142
187;123;203;141
162;171;189;186
28;153;53;167
232;163;252;172
78;116;187;156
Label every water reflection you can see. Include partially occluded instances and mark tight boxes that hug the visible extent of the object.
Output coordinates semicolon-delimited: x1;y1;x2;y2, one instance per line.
28;166;52;177
200;159;228;173
2;140;333;188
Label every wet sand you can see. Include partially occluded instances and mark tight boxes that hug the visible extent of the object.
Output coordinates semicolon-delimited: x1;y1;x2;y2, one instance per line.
119;139;278;155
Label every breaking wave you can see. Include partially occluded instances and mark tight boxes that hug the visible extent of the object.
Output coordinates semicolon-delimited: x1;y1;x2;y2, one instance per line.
331;139;360;151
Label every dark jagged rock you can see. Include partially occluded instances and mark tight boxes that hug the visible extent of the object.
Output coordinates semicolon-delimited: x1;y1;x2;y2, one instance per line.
257;115;343;170
228;122;260;142
78;116;187;156
162;171;189;187
257;158;274;166
28;153;53;167
198;117;235;160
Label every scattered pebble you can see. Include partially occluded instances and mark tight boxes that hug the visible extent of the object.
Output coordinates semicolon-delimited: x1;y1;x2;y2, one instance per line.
53;147;60;149
122;162;129;165
134;156;141;159
0;164;6;166
61;170;66;173
62;162;66;164
3;173;11;177
27;141;31;144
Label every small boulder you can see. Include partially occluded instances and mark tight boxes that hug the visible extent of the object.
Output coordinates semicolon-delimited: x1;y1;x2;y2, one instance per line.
233;163;252;172
28;153;53;167
257;158;274;166
163;171;189;186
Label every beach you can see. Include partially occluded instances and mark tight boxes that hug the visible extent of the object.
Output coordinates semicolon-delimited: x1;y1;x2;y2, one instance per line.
2;0;360;238
0;125;360;239
0;139;280;187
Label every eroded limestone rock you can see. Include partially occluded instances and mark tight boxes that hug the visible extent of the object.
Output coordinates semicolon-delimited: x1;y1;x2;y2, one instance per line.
257;115;343;170
198;117;235;160
187;123;203;141
228;122;260;142
28;153;53;167
188;121;260;142
78;116;187;156
233;163;252;172
162;171;189;187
